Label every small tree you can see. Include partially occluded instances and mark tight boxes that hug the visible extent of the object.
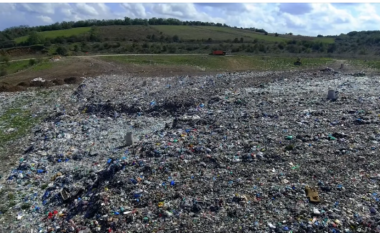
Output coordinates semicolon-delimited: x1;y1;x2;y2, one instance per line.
0;66;7;76
27;31;43;45
275;33;279;37
89;26;99;42
74;45;79;52
56;46;68;56
240;37;244;43
0;54;10;66
172;35;179;42
44;40;52;46
29;59;36;66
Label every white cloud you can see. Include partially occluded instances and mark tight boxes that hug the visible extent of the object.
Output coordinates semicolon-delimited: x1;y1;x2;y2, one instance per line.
75;3;98;17
61;8;72;18
16;3;55;15
36;15;53;24
121;3;147;18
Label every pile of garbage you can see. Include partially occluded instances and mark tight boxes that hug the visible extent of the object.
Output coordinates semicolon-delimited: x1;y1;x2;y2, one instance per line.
1;70;380;232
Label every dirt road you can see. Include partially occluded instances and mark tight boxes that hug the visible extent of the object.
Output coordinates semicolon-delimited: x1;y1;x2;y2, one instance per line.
6;53;225;63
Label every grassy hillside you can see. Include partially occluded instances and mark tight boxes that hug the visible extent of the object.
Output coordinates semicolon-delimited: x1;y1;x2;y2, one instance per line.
5;17;380;58
13;25;334;45
97;25;160;41
14;27;91;43
9;24;378;58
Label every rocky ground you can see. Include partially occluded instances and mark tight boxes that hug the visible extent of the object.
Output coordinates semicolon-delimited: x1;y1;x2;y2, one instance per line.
1;68;380;233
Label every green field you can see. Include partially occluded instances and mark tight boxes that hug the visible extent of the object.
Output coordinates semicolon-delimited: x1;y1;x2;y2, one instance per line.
14;27;91;43
0;107;39;146
100;55;334;71
30;62;53;72
347;59;380;70
5;60;30;74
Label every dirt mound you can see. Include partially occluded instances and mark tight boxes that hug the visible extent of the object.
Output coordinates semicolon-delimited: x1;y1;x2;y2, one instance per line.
52;79;65;85
64;77;83;84
0;82;26;92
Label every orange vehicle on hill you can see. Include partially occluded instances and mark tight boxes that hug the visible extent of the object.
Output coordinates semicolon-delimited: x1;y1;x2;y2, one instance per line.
210;50;226;55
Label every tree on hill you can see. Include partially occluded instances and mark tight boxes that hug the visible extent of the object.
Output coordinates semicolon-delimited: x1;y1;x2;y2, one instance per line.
27;31;43;45
56;46;68;56
172;35;179;42
89;26;100;42
0;53;10;66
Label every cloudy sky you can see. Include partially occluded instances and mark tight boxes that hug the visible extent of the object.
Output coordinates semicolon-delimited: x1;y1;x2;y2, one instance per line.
0;3;379;36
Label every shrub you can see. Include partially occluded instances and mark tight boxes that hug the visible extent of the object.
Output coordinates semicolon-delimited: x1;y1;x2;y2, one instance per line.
285;145;294;151
17;82;30;87
64;77;81;84
21;203;31;210
56;46;68;56
52;79;65;85
29;59;36;66
7;193;14;200
0;66;7;76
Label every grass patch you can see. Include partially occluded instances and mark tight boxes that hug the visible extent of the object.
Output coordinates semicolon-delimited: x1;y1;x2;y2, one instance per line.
21;203;31;210
101;55;334;71
0;107;41;149
40;183;48;190
4;60;30;74
14;27;91;43
0;59;53;78
7;193;14;200
347;59;380;70
31;62;53;72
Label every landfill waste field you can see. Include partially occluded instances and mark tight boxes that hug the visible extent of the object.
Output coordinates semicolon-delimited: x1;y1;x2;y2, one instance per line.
1;67;380;233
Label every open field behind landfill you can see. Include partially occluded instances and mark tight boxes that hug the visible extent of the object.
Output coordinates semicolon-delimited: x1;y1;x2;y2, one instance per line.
1;59;380;232
0;55;366;91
